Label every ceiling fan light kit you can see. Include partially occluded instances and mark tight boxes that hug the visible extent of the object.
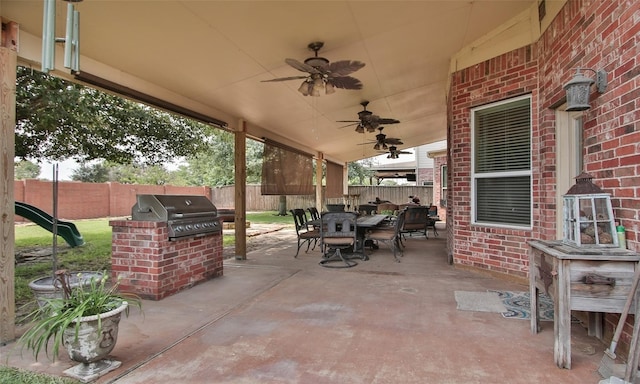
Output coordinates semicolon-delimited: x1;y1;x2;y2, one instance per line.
263;41;364;97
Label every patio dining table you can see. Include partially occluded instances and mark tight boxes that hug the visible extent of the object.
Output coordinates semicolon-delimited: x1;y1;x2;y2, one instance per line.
308;213;389;260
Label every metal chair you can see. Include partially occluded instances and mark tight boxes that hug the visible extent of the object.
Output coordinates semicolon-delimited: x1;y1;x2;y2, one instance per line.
365;209;405;262
400;206;430;240
427;205;439;237
290;209;320;258
307;207;320;221
319;211;358;268
358;204;377;215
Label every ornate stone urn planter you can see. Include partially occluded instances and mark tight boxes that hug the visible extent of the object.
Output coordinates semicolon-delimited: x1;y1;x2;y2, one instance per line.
19;271;141;383
62;301;128;382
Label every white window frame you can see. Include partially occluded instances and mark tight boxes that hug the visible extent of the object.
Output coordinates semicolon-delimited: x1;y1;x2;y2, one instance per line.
441;164;447;207
471;95;533;229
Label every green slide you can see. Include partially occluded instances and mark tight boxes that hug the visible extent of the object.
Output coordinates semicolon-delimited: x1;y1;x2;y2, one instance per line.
15;201;85;247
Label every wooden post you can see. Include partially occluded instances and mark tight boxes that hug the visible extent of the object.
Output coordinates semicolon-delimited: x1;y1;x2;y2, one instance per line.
234;119;247;260
0;22;18;343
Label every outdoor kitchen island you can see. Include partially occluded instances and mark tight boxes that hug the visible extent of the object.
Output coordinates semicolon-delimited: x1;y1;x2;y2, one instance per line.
109;195;224;300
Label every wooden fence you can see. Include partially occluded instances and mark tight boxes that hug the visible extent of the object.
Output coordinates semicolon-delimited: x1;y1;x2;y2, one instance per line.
211;185;433;211
14;180;433;221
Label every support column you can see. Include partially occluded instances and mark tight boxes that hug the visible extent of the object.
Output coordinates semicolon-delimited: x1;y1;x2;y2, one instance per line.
316;152;323;211
234;119;247;260
0;22;18;343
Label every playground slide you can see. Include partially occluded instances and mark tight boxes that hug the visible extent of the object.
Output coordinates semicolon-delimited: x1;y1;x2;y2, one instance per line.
14;201;85;247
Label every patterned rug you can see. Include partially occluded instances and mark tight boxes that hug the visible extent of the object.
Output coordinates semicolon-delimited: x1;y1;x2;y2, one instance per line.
490;290;555;321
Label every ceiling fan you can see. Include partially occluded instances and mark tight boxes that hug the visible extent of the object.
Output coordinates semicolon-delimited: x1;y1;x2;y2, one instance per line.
358;127;403;150
261;41;365;96
338;101;400;133
384;146;412;159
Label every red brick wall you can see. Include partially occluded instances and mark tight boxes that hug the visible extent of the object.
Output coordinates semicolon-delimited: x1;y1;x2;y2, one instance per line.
109;220;223;300
449;46;539;280
448;0;640;279
14;180;211;222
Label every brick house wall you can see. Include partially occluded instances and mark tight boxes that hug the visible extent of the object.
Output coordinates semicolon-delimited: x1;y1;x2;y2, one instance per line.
448;0;639;280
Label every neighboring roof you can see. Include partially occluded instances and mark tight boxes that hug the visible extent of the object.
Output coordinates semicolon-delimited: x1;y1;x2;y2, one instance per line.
369;161;416;179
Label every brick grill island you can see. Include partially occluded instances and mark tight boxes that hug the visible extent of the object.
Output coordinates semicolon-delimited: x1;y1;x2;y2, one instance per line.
109;220;223;300
109;194;224;300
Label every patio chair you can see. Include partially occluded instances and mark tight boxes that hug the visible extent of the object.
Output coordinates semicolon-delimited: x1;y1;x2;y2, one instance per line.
400;206;430;240
365;209;405;262
358;204;377;215
307;207;320;221
319;211;359;268
427;205;439;237
290;208;320;258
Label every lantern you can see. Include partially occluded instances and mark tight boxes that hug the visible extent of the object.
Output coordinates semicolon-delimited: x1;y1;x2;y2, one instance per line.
562;173;618;247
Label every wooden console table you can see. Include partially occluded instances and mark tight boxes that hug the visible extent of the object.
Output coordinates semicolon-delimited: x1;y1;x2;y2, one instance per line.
529;240;640;369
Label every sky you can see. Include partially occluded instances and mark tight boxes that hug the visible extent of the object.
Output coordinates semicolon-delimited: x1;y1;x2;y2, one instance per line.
36;140;446;181
37;159;78;181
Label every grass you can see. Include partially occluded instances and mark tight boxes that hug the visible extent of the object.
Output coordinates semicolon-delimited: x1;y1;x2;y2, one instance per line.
14;211;293;320
0;366;79;383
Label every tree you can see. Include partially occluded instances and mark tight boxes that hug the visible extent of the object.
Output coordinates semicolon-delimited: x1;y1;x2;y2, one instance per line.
348;159;374;185
14;160;41;179
71;162;110;183
174;132;263;187
15;66;210;165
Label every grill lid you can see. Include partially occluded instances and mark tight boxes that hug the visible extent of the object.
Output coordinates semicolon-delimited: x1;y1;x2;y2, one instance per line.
132;194;217;222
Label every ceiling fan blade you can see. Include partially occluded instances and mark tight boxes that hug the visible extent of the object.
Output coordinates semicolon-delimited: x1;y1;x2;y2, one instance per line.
327;60;365;76
261;75;309;83
285;58;321;74
327;76;363;90
385;138;403;145
377;118;401;125
337;122;360;129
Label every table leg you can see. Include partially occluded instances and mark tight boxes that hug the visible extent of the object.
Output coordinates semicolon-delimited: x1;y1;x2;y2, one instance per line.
554;259;571;369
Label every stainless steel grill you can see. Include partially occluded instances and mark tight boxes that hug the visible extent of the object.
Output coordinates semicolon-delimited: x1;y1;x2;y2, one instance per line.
131;194;221;240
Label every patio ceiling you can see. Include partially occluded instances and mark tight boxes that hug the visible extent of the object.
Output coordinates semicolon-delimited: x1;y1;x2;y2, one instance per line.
2;0;538;164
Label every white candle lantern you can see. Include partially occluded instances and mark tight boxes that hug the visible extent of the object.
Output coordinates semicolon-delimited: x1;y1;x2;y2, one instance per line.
563;172;617;247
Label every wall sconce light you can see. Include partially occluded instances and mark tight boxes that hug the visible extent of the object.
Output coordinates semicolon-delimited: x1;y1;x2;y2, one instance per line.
563;68;607;111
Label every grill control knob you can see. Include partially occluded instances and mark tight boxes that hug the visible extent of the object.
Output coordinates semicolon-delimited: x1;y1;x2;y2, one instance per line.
175;226;183;232
186;225;192;230
194;223;201;229
203;222;210;228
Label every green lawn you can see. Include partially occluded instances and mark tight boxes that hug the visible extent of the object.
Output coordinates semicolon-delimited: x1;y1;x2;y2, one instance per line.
13;211;292;321
0;366;79;383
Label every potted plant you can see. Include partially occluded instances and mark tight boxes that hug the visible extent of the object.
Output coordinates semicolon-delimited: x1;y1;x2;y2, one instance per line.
20;270;142;382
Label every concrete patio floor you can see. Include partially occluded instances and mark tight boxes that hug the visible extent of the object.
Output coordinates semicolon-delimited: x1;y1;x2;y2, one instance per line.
2;224;610;383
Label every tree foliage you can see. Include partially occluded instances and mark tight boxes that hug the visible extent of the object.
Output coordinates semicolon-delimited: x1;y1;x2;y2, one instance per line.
348;159;375;185
14;160;41;180
15;66;209;165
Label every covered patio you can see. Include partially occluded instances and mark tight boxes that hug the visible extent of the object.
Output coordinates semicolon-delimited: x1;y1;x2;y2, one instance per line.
1;227;605;383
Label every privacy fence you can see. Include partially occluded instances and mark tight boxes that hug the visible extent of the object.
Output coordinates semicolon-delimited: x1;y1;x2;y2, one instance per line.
14;179;432;221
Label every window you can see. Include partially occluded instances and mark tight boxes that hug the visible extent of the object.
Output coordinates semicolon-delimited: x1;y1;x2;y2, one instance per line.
441;165;447;207
472;96;532;227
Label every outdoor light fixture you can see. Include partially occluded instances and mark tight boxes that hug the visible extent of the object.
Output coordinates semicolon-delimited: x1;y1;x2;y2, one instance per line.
563;68;607;111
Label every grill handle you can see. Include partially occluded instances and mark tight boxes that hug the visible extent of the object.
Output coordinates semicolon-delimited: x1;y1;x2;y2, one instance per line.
171;211;218;219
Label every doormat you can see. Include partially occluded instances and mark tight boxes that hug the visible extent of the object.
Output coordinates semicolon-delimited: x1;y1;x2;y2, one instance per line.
490;290;558;321
454;291;507;313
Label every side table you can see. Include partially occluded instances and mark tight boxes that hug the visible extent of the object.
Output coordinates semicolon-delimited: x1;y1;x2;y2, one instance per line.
529;240;640;369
